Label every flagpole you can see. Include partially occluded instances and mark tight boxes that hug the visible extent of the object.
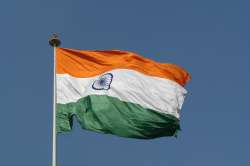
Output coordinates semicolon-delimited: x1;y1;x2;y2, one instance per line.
49;34;61;166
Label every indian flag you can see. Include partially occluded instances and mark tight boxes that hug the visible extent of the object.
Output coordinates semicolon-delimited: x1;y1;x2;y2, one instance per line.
56;48;190;139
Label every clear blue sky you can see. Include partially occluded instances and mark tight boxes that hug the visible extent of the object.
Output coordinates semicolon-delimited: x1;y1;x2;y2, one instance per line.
0;0;249;165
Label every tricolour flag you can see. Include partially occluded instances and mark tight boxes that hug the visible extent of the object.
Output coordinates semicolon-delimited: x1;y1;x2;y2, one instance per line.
56;48;190;139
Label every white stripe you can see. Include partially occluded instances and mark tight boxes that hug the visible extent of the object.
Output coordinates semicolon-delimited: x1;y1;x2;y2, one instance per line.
56;69;187;118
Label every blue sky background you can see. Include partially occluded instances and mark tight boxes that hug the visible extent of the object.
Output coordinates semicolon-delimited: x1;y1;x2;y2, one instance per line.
0;0;249;165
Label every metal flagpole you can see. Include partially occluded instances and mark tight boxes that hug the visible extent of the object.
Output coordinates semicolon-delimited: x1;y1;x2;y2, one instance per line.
49;34;61;166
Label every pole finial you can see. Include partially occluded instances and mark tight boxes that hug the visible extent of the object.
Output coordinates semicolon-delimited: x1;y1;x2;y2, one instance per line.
49;34;61;47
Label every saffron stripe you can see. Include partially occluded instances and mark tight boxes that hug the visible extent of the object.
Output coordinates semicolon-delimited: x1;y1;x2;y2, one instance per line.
56;48;190;86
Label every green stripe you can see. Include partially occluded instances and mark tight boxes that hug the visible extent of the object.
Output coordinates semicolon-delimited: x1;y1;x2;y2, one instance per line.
56;95;180;139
